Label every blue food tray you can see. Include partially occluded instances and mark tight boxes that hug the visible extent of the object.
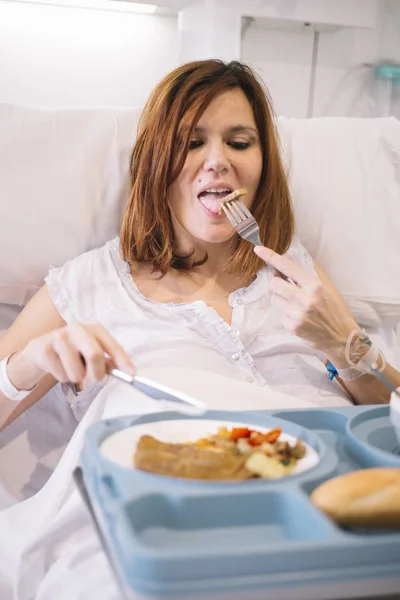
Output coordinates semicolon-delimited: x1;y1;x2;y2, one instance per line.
78;405;400;600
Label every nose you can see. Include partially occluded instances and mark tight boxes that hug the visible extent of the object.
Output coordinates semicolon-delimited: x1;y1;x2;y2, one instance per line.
202;141;230;174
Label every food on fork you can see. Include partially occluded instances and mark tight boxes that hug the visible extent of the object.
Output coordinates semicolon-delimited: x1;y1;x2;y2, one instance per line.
134;425;306;481
218;188;248;214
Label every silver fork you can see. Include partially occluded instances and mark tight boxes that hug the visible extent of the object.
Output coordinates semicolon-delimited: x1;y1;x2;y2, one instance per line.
221;198;296;286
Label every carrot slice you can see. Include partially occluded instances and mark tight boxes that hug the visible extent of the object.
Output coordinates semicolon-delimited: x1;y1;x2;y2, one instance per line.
264;427;281;443
229;427;252;441
247;427;282;446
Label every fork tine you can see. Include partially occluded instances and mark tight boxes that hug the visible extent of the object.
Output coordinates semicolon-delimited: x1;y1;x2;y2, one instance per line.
221;203;240;227
230;199;247;221
235;199;253;219
226;200;245;223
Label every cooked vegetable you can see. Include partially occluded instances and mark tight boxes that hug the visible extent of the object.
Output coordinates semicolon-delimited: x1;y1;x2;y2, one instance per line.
134;424;307;481
229;427;252;441
247;427;282;446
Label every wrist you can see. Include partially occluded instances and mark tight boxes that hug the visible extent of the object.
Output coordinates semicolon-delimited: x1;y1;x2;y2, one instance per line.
319;319;359;366
7;350;45;391
325;328;386;382
326;339;371;369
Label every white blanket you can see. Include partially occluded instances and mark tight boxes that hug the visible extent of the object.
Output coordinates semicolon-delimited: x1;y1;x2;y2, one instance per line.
0;368;342;600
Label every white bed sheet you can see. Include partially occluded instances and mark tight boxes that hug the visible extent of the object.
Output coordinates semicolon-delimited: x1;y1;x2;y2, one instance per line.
0;367;330;600
0;384;79;503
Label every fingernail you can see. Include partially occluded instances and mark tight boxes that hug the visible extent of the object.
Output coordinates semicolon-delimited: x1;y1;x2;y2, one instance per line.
254;245;263;255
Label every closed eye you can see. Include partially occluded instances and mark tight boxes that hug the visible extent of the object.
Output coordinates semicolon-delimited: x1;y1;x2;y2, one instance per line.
188;140;203;150
188;140;251;151
228;141;250;150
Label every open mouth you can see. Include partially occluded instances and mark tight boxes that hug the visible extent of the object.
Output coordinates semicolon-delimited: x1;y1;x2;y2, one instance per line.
198;188;233;216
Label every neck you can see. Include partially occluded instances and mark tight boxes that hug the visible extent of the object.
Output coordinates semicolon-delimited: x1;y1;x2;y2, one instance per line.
177;240;234;278
174;241;254;293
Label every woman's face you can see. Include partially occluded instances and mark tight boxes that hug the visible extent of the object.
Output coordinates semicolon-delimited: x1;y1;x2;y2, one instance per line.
168;88;263;250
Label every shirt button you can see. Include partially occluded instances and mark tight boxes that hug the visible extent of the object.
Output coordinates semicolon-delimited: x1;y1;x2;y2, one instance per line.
236;298;244;305
232;353;240;361
233;329;240;337
246;375;255;383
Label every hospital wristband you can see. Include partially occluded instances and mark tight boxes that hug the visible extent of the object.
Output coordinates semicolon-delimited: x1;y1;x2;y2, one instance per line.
0;354;38;402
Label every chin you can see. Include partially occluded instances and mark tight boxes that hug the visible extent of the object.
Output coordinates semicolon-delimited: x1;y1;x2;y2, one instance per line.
193;227;235;245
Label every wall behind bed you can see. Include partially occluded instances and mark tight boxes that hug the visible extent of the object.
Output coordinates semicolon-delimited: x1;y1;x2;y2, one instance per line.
0;1;180;108
0;0;400;118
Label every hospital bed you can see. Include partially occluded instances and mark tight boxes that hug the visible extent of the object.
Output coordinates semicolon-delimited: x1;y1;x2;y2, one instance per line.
0;103;399;508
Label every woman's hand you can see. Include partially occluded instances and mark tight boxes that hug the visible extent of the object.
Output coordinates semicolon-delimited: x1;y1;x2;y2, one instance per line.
254;246;357;356
11;323;135;390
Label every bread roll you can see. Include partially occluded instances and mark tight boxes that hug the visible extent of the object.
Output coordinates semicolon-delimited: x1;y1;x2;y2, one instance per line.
311;468;400;529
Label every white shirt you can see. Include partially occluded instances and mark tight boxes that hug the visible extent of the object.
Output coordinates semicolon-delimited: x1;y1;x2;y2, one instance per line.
45;237;350;419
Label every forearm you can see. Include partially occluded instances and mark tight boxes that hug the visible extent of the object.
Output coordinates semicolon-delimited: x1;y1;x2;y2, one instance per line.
333;362;399;405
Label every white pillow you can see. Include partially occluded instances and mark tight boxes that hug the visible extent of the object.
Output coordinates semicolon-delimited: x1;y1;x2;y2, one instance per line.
278;116;400;328
1;104;399;329
0;103;141;305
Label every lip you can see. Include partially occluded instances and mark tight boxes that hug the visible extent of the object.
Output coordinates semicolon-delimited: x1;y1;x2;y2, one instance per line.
197;182;234;196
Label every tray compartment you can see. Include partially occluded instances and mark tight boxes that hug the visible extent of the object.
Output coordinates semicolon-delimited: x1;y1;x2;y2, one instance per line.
346;406;400;467
106;488;342;587
106;488;400;588
119;488;336;550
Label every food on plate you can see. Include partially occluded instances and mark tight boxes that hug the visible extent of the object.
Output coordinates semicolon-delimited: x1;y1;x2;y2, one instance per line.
134;435;252;480
218;188;247;214
134;425;306;481
310;467;400;529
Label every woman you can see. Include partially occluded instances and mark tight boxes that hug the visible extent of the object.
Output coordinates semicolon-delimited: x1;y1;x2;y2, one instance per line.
0;59;398;431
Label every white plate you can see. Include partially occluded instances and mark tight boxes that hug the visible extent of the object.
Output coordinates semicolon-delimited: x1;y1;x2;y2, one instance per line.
100;419;320;476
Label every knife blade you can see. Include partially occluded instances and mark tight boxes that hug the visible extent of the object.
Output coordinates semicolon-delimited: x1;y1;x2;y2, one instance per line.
109;368;206;415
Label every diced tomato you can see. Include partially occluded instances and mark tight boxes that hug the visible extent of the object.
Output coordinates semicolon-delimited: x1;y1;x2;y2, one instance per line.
247;427;282;446
229;427;252;441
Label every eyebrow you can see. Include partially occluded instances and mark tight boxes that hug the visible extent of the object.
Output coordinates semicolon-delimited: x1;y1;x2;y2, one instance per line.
194;125;259;136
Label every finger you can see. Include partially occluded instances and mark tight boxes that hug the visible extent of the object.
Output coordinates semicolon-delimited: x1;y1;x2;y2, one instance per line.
52;331;86;383
69;323;136;380
88;324;136;375
40;346;70;382
26;336;69;382
269;276;303;300
68;324;108;383
254;246;315;288
269;275;304;302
